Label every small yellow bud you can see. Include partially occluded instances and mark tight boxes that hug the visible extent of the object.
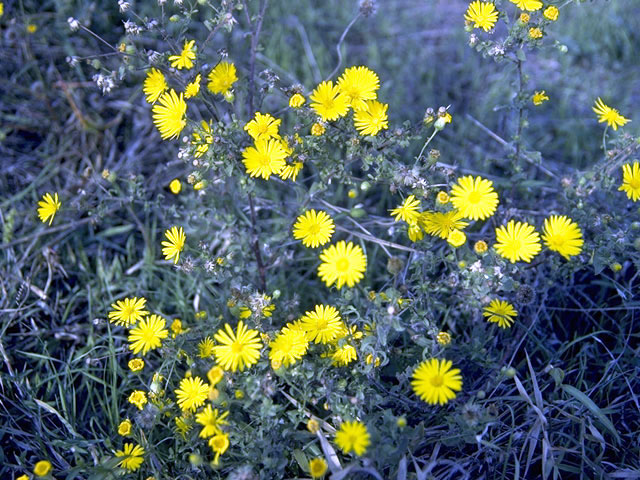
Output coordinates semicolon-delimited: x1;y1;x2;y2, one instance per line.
234;389;244;399
307;418;320;434
396;416;407;428
474;240;488;254
436;331;451;346
169;178;182;194
311;123;325;136
436;191;450;204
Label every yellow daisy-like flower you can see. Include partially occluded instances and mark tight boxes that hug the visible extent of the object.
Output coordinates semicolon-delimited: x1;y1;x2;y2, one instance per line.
161;226;186;264
532;90;549;105
334;420;370;456
128;314;169;355
118;419;132;436
143;68;168;103
411;358;463;405
169;178;182;194
242;138;287;180
437;331;451;346
184;73;201;99
494;220;541;263
128;358;144;372
311;122;326;136
529;27;543;39
108;296;149;327
464;1;499;32
279;161;304;181
128;390;147;410
309;457;328;478
209;433;230;465
592;97;631;131
213;321;263;372
543;6;559;21
483;299;517;328
330;343;357;367
619;162;640;201
318;240;367;289
152;89;187;140
174;415;192;438
289;93;306;108
33;460;52;477
421;210;469;239
175;376;209;412
207;61;237;94
354;100;388;136
207;365;224;386
447;229;467;248
37;192;61;225
292;209;335;248
300;304;343;344
541;215;584;259
407;223;425;242
115;443;145;471
195;404;229;438
509;0;542;11
269;327;309;366
450;175;499;221
198;337;215;358
310;81;350;121
389;195;421;225
168;39;196;70
336;66;380;111
244;112;281;141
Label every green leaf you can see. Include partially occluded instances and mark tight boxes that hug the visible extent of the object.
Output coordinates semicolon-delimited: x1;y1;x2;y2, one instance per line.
561;384;620;444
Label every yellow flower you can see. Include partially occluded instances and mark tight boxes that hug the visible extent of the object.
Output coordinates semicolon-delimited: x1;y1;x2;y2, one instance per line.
0;3;4;17
509;0;542;11
209;433;230;465
184;74;201;99
519;13;530;23
143;68;167;103
195;405;229;438
198;337;215;358
318;240;367;289
207;61;237;94
33;460;52;477
336;65;380;111
169;39;196;70
474;240;488;254
37;192;61;225
269;327;309;366
529;27;543;39
389;195;421;225
494;220;541;263
175;376;209;412
311;122;326;136
450;175;499;220
289;93;306;108
27;24;37;33
109;296;149;327
207;365;224;386
118;419;132;436
532;90;549;105
310;81;350;121
213;321;263;372
128;314;169;355
299;305;343;344
17;475;29;480
411;358;463;405
161;226;186;264
334;420;370;456
279;161;304;181
436;191;450;204
128;390;147;410
169;178;182;194
170;318;186;337
244;112;281;141
447;229;466;247
354;100;388;136
436;331;451;346
619;162;640;201
174;415;192;438
152;89;187;140
330;343;357;367
483;300;517;328
191;120;214;158
421;210;469;239
128;358;145;372
541;215;584;259
464;1;499;32
242;138;287;179
307;418;320;434
309;457;328;478
407;223;424;242
115;443;145;471
293;209;335;248
593;97;631;131
543;6;559;21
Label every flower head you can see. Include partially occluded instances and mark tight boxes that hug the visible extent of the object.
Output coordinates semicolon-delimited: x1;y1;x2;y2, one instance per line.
300;304;343;344
411;358;462;405
242;138;287;180
309;458;328;478
354;100;388;136
128;390;147;410
152;89;187;140
335;421;370;456
244;112;281;141
161;226;186;264
447;229;467;247
128;314;169;355
437;331;451;346
474;240;488;254
37;192;61;225
509;0;542;11
541;215;583;259
195;405;229;438
336;66;380;110
532;91;549;105
311;122;326;136
543;6;559;20
115;443;145;471
310;81;349;121
128;358;144;372
450;175;499;220
269;327;309;366
528;27;543;39
318;241;367;289
293;209;335;248
207;365;224;386
619;162;640;201
109;296;149;327
483;300;517;328
198;337;215;358
33;460;52;477
169;39;196;70
169;178;182;194
593;97;631;131
207;61;237;94
279;161;304;181
184;74;201;99
421;210;468;239
289;93;306;108
464;1;499;32
143;68;168;103
209;433;230;465
213;321;263;372
389;195;421;225
175;376;209;412
330;343;357;366
494;220;541;263
118;419;132;436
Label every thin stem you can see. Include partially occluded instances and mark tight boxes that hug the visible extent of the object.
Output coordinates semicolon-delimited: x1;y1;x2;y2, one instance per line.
415;129;438;166
248;193;267;292
325;13;361;81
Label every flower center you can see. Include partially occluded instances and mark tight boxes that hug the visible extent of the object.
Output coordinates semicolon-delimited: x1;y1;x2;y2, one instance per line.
629;178;640;189
430;375;444;387
336;258;350;272
231;341;244;354
307;223;321;235
467;191;481;204
258;153;271;167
